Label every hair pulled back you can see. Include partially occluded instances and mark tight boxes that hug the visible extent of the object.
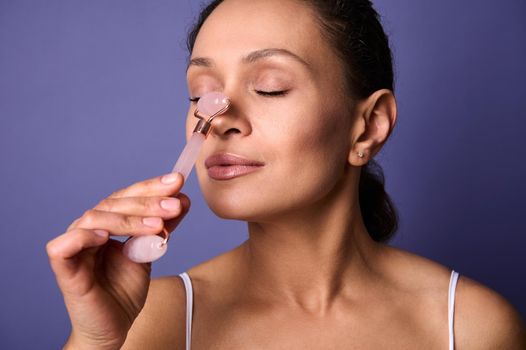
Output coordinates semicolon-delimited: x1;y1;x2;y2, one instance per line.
187;0;398;242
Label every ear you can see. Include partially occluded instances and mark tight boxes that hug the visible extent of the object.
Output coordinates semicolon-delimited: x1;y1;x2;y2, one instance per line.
348;89;397;166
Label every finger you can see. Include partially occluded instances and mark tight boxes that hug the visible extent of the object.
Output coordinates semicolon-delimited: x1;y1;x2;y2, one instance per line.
72;209;167;236
46;228;109;281
109;172;184;199
94;196;183;220
67;218;81;232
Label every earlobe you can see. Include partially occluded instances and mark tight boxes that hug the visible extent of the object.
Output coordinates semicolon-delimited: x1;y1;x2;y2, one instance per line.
348;89;397;166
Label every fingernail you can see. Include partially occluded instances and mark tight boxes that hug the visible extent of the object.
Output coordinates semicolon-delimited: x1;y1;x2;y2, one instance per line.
160;198;180;211
94;230;109;238
161;173;180;184
143;217;163;228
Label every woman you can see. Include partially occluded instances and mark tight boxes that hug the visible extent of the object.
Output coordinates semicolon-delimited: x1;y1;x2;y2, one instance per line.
46;0;525;349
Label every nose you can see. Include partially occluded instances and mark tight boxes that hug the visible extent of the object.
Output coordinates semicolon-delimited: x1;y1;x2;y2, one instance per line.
209;98;252;139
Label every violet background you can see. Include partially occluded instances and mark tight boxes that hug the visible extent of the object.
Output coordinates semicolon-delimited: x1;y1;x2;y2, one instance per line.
0;0;525;348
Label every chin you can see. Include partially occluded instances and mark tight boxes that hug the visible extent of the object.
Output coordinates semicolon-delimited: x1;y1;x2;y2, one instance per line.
196;171;273;221
205;194;263;221
204;191;307;223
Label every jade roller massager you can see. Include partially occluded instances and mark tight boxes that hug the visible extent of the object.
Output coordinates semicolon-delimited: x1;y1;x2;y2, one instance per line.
123;91;231;263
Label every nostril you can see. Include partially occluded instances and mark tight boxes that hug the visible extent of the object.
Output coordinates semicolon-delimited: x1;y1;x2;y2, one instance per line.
224;128;241;135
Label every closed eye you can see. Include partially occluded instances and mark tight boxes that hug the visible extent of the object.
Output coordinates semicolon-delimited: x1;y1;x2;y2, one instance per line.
256;90;288;97
189;90;288;103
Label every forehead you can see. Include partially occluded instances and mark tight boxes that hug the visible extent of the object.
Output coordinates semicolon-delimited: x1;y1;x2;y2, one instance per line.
191;0;330;67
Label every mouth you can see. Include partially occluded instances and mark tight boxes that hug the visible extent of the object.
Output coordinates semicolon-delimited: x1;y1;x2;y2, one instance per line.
205;153;265;181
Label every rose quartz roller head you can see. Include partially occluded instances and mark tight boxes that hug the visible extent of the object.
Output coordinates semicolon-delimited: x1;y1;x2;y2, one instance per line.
123;91;230;263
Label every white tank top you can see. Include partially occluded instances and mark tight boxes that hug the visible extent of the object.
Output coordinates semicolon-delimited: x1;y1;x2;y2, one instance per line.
178;269;460;350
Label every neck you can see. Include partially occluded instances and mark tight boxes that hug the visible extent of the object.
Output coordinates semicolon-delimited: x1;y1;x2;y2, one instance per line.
235;170;385;316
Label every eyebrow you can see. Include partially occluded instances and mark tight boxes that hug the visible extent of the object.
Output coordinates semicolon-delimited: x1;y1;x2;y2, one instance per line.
187;48;310;71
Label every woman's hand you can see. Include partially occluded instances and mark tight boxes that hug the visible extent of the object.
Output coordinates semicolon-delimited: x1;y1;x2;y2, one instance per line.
46;173;189;350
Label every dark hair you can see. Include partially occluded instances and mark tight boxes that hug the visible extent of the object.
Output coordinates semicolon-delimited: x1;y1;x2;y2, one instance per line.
187;0;398;243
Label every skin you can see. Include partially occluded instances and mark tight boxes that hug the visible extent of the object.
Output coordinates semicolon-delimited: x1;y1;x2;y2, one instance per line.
47;0;525;349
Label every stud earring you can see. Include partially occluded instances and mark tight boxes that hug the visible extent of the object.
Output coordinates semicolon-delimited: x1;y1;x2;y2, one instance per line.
358;151;364;158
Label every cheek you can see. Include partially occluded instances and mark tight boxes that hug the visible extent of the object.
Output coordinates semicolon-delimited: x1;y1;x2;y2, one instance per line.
277;97;350;166
260;109;350;208
282;116;348;183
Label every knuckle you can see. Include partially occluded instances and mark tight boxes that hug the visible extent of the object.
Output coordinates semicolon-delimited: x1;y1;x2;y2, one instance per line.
96;198;113;212
121;214;135;230
146;176;163;191
80;209;97;227
143;197;159;213
67;218;80;231
109;186;126;198
46;236;69;259
45;240;56;257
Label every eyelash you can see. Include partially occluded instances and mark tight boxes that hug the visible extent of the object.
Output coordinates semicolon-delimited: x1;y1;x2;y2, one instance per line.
256;90;288;97
189;90;288;103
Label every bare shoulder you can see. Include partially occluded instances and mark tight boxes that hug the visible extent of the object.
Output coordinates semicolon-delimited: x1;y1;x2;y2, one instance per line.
383;245;526;349
121;275;187;350
454;274;526;349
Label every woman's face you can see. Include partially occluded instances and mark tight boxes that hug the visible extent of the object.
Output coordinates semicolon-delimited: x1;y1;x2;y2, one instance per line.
186;0;355;221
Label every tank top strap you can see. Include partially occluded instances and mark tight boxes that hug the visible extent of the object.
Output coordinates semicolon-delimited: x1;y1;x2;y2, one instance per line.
178;270;460;350
448;270;460;350
178;272;193;350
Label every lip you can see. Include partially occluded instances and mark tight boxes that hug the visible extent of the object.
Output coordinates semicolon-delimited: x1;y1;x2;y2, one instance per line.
205;153;265;180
